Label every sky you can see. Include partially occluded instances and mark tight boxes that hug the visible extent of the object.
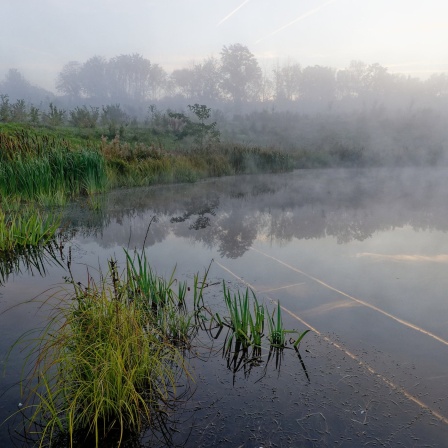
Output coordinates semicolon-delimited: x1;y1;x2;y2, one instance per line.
1;0;447;91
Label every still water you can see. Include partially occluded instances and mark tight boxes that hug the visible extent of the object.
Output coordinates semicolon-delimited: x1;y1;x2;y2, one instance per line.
1;168;448;447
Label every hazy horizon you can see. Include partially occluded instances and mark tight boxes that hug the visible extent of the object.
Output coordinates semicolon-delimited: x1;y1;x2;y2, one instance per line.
2;0;447;92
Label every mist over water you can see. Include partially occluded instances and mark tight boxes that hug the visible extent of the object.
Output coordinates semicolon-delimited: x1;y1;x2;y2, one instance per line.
2;167;448;446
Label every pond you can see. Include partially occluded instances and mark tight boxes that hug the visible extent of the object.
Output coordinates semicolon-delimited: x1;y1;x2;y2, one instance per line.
1;167;448;447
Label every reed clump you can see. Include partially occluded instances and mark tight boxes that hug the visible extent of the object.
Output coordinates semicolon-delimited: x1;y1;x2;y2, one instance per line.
0;208;60;253
13;249;203;447
217;282;309;352
0;127;107;203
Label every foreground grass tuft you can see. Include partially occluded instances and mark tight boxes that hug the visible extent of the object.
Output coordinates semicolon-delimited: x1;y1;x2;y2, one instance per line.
13;252;190;447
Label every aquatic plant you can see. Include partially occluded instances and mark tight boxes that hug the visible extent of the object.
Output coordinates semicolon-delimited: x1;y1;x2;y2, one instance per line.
0;240;62;286
0;209;60;253
221;282;265;350
12;254;190;447
217;283;310;357
124;248;197;345
266;301;310;349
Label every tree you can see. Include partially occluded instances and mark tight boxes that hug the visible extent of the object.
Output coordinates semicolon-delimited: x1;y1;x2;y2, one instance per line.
42;102;66;126
300;65;336;105
56;61;82;98
187;104;220;148
425;73;448;98
273;62;302;102
107;54;152;103
336;60;367;99
171;57;221;104
79;56;109;100
220;44;262;107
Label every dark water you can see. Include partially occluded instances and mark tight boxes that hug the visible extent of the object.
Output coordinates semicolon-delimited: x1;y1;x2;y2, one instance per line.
1;168;448;447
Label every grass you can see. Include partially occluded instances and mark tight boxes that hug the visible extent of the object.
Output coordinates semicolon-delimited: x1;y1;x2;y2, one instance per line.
218;282;309;352
5;245;310;446
221;282;264;350
0;123;294;207
11;250;193;447
0;208;61;253
266;301;310;349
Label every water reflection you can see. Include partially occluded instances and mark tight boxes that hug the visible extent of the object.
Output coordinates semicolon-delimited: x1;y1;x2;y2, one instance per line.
63;168;448;257
0;241;64;286
3;167;448;447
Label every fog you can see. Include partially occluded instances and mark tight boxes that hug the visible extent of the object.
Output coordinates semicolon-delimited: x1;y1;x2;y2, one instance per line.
1;1;448;167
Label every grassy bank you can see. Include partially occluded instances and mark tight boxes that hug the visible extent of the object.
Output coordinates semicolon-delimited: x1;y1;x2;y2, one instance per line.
0;123;293;202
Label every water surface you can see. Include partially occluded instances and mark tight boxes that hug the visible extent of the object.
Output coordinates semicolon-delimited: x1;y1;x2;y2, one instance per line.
1;168;448;447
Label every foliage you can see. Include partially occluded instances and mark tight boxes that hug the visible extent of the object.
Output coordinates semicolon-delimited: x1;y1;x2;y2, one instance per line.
69;105;99;128
0;94;10;122
266;301;310;348
42;102;66;127
220;43;262;105
101;104;129;138
218;282;309;352
187;103;220;149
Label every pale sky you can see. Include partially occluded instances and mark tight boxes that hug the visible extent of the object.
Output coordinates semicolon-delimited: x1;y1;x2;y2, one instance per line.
2;0;447;91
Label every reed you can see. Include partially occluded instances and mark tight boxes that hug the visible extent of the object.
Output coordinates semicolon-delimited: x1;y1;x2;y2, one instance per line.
13;255;189;447
266;301;310;348
221;282;264;350
124;248;206;347
0;127;107;203
0;209;60;253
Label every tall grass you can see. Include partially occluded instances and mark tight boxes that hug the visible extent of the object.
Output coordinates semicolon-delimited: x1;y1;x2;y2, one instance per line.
0;209;60;253
13;252;191;447
0;149;107;203
0;127;107;203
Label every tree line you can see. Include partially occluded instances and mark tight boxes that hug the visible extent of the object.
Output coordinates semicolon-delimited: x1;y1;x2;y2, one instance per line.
1;43;447;113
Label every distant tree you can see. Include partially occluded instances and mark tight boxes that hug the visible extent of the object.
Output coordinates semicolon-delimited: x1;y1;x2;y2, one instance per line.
29;105;40;125
260;68;274;103
56;61;82;98
363;63;392;97
425;73;448;98
336;60;367;99
171;57;221;104
107;54;151;103
0;68;54;103
79;56;109;100
273;62;302;102
147;63;167;100
170;68;194;98
10;99;28;122
220;44;262;107
300;65;336;105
